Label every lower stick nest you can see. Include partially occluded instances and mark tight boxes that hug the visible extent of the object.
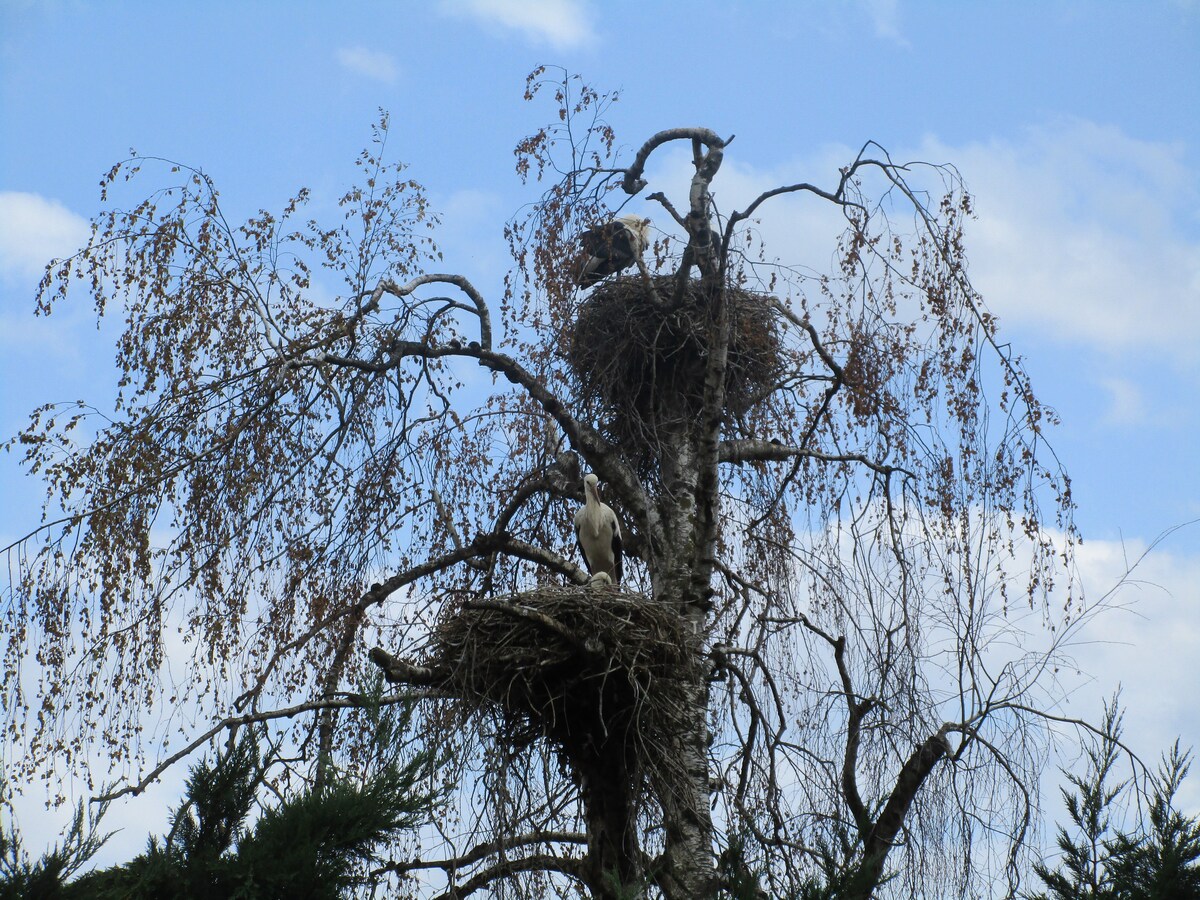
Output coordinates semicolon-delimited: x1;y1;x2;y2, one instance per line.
566;275;782;467
373;586;700;779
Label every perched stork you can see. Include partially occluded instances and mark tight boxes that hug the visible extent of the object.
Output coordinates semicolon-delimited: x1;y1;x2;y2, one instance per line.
574;473;623;584
576;214;651;287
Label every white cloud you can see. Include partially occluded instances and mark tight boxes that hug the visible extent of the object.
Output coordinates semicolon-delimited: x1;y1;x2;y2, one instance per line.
1054;529;1200;811
915;122;1200;362
0;192;89;282
0;194;124;394
335;46;399;84
438;0;594;50
647;121;1200;364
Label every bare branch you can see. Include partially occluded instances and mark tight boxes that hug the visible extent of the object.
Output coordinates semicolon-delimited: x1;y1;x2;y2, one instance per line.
96;690;431;803
620;127;726;195
428;853;589;900
381;273;494;350
718;439;914;481
373;830;588;877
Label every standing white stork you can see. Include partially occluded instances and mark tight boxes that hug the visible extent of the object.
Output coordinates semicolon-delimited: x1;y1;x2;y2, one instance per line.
576;214;651;287
574;473;623;585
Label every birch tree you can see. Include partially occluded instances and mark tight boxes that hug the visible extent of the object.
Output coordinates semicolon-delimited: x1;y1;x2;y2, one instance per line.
4;70;1081;898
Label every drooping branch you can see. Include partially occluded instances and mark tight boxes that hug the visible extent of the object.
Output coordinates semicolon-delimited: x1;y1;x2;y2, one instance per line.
795;611;958;895
795;615;874;841
96;690;433;803
235;532;586;712
769;297;849;458
861;726;954;885
487;464;577;540
711;643;793;822
426;342;648;530
284;309;659;549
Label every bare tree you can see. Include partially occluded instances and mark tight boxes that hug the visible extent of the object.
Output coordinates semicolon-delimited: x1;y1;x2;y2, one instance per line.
4;71;1081;898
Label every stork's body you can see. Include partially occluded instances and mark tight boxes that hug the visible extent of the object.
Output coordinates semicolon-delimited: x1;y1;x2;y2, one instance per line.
574;473;623;584
576;215;651;287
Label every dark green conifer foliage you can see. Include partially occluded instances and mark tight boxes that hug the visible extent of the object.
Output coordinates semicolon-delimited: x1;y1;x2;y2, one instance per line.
1105;742;1200;900
1029;699;1200;900
1030;701;1127;900
2;693;440;899
0;799;113;900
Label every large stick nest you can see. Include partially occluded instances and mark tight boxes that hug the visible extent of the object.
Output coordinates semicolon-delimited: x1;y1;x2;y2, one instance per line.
374;587;700;777
567;275;782;465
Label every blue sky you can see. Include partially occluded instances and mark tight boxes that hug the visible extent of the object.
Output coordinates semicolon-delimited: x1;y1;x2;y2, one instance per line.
2;0;1199;870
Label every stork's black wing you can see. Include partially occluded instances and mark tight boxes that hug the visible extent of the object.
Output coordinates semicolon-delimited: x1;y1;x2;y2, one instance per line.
580;223;636;271
574;523;595;574
577;221;643;286
611;524;623;584
580;221;620;255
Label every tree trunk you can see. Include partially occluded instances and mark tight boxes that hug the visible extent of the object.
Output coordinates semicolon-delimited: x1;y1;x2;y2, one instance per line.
655;665;717;899
580;748;644;899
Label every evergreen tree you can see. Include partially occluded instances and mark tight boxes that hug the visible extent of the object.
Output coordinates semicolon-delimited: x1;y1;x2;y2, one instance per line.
2;693;440;899
0;799;112;900
1029;702;1126;900
1106;742;1200;900
1029;700;1200;900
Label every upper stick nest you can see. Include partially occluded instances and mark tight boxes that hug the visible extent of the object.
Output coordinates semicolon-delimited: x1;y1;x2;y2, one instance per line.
566;275;782;466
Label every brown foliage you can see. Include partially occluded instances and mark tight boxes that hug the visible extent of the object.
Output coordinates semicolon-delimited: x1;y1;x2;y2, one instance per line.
3;70;1087;899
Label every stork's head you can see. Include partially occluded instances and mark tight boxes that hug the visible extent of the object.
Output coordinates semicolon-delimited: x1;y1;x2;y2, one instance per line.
583;472;600;499
615;214;651;243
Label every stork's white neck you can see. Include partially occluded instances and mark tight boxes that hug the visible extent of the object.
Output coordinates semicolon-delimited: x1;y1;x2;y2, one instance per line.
582;489;605;536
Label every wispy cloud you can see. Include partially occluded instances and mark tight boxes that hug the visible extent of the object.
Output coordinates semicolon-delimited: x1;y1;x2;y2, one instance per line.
646;121;1200;365
863;0;909;47
1097;377;1148;426
1066;530;1200;809
335;46;400;84
0;193;107;386
0;191;89;282
438;0;594;50
917;121;1200;363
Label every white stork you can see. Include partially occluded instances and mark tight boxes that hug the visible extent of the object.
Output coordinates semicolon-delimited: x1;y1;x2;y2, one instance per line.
576;214;651;287
574;473;623;584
